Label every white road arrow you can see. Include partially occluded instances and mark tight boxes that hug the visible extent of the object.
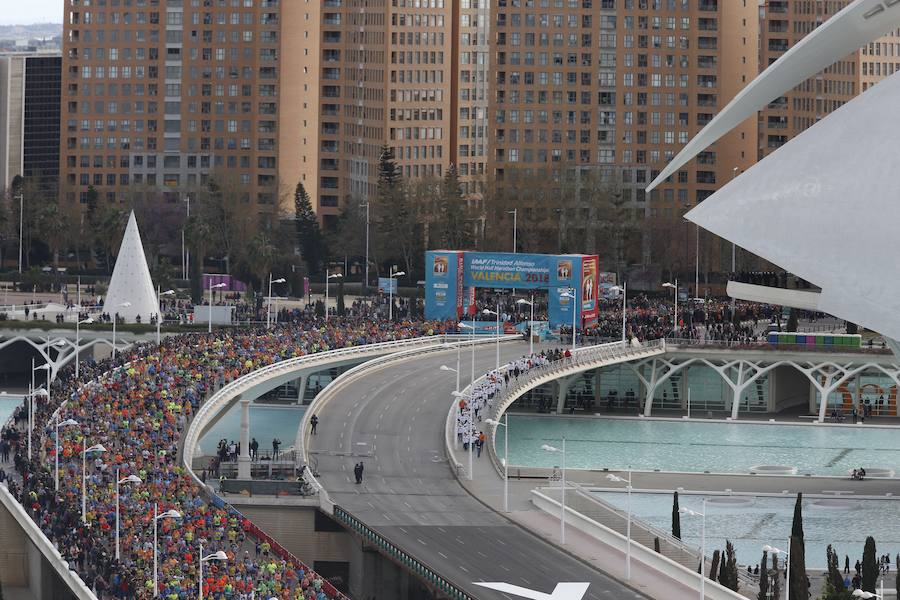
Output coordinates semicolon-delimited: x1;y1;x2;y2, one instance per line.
472;582;590;600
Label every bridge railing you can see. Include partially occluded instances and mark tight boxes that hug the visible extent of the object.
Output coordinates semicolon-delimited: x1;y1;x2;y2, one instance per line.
333;505;475;600
666;337;891;354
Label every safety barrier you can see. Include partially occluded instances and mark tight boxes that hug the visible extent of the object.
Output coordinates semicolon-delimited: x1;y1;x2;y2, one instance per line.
333;505;475;600
296;334;521;510
207;494;349;599
0;483;98;600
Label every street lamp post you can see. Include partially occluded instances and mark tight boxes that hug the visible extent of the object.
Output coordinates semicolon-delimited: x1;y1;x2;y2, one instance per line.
516;296;535;356
663;280;679;335
26;386;48;460
16;193;23;274
541;439;566;544
482;305;501;370
266;274;286;329
82;443;107;523
75;317;93;379
156;288;175;346
484;415;509;513
560;289;577;351
152;504;182;597
606;470;633;579
508;208;518;252
325;271;342;322
610;284;627;343
54;417;78;491
111;301;132;358
207;282;227;333
680;499;707;600
360;202;370;297
388;267;405;321
198;543;228;600
115;470;141;560
763;543;790;600
182;196;191;280
731;167;740;317
440;362;461;448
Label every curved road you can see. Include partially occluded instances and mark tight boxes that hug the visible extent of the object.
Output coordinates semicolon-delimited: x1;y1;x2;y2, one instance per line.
309;342;648;600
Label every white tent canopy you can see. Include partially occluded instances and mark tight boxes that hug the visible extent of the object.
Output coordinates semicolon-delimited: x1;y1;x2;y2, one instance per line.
103;211;159;323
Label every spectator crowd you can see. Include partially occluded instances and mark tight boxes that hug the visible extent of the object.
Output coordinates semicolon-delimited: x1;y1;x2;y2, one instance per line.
0;318;455;599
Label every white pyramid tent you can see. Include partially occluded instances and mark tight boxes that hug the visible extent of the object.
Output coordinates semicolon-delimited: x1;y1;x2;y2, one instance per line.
104;211;159;323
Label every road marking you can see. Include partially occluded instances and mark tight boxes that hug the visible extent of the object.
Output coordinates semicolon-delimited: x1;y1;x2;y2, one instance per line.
459;565;469;573
438;552;448;559
398;527;408;534
500;564;510;572
346;410;352;417
417;538;427;546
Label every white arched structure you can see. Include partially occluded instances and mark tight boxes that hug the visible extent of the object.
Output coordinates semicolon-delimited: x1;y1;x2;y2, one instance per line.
646;0;900;345
0;335;129;381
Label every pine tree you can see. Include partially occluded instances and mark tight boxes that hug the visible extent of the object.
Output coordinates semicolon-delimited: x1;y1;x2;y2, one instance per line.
771;554;781;600
862;536;878;592
758;550;769;600
720;540;739;591
709;549;720;581
826;545;845;593
717;547;728;587
789;493;809;600
294;182;325;276
672;491;681;539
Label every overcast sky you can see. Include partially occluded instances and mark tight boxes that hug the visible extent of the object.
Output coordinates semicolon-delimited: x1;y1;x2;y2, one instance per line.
0;2;62;25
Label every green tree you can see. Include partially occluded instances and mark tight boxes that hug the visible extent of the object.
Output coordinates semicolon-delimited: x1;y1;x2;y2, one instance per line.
709;549;720;581
757;550;768;600
435;165;473;250
862;536;878;592
787;308;799;332
294;181;325;276
672;491;681;540
720;540;739;592
789;493;809;600
822;545;852;600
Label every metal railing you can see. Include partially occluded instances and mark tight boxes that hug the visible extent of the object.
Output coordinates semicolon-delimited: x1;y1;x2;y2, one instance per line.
666;337;890;355
333;505;474;600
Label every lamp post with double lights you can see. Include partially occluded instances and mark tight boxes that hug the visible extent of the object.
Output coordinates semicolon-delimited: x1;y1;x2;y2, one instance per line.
157;288;175;346
27;385;49;461
115;470;141;560
266;274;286;328
606;470;633;579
484;416;509;513
153;504;182;597
388;267;405;321
663;280;679;335
54;417;78;491
482;306;501;370
360;201;370;297
508;208;518;252
82;443;107;523
763;543;790;600
111;301;132;357
609;283;627;343
680;499;707;600
440;363;461;449
559;289;577;351
207;282;226;333
516;296;535;355
198;544;228;600
541;439;567;544
325;271;342;322
458;321;476;385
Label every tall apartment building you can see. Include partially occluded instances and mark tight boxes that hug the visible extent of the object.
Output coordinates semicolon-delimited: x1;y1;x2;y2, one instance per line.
0;52;62;189
60;0;282;211
292;0;759;227
759;0;900;159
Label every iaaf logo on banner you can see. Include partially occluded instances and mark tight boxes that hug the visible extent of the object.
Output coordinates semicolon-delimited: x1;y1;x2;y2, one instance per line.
473;582;590;600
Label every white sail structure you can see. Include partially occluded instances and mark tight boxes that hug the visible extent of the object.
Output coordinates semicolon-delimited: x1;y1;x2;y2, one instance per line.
104;211;159;323
685;69;900;341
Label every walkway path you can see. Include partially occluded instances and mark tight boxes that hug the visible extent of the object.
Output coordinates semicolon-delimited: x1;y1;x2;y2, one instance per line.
309;342;650;600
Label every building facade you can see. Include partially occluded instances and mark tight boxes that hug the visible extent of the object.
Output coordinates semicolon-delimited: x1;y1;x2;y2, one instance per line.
60;0;282;213
0;52;61;190
758;0;900;160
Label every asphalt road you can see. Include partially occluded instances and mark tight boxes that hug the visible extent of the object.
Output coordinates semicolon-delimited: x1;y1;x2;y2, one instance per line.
309;341;650;600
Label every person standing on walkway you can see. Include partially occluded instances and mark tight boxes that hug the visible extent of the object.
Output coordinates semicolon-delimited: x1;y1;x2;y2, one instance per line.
250;437;259;461
272;437;281;459
353;462;362;484
310;414;319;435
